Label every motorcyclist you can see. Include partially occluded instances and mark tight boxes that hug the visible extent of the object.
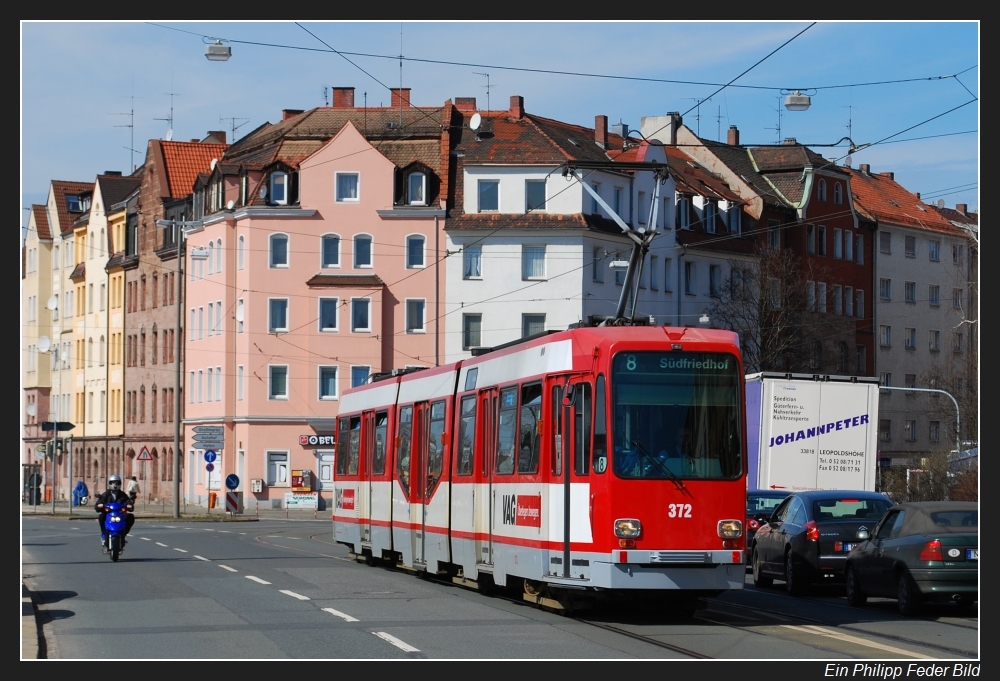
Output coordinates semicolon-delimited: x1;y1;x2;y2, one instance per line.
94;475;135;546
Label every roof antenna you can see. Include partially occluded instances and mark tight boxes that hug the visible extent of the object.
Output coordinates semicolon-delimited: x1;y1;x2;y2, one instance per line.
398;22;404;130
113;82;142;172
154;87;180;141
474;71;492;113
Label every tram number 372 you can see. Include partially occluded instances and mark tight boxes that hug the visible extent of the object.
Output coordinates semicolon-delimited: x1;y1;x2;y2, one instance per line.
668;503;693;518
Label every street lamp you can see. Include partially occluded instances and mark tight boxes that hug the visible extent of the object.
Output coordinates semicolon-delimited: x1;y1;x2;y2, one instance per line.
205;40;232;62
156;218;203;517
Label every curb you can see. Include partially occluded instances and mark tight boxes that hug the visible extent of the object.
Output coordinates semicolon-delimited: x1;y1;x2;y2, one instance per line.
21;583;41;659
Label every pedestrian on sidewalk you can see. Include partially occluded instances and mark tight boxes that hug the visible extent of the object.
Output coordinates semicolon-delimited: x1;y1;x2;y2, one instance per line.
125;476;140;502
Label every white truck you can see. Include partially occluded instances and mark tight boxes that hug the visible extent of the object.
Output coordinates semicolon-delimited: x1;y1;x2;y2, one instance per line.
745;372;880;492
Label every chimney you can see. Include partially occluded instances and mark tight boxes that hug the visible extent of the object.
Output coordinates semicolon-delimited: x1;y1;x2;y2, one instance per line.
639;112;681;145
103;171;122;177
782;137;797;145
956;203;968;215
390;88;412;108
455;97;477;112
282;110;304;121
859;163;870;175
727;125;740;146
595;115;608;149
611;121;629;138
205;130;227;144
332;87;355;108
509;95;524;121
879;171;894;180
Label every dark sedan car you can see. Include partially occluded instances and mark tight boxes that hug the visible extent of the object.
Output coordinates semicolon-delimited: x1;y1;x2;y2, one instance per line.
752;490;893;595
746;490;792;566
845;501;978;615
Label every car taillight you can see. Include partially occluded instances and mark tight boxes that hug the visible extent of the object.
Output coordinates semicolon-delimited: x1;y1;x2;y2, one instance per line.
920;539;943;561
804;520;819;541
748;518;760;531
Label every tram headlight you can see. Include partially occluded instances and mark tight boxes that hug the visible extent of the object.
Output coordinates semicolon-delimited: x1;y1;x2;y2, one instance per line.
718;520;743;538
614;518;642;539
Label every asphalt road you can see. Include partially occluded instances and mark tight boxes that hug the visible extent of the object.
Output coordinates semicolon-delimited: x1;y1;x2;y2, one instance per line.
22;516;978;660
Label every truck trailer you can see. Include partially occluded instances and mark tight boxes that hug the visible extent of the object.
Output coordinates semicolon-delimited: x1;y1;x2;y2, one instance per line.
745;372;880;492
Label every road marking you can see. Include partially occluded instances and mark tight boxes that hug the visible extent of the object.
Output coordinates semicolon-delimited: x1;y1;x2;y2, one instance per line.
279;590;310;601
245;575;271;585
174;548;188;553
322;608;359;622
70;527;80;530
240;532;247;535
193;555;209;561
372;632;420;653
781;625;934;659
219;530;230;533
219;565;238;572
156;542;168;547
141;537;151;541
165;525;177;528
203;529;215;531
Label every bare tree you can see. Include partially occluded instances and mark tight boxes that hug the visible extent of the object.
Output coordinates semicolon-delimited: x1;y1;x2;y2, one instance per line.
708;246;856;374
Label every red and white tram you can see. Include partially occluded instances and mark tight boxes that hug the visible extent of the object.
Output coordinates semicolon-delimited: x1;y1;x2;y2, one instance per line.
332;325;747;608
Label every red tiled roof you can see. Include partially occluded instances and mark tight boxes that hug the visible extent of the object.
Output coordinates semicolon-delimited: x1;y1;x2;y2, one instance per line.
50;180;93;236
160;141;229;198
69;262;86;281
930;205;978;227
31;205;51;240
664;146;743;203
845;168;960;235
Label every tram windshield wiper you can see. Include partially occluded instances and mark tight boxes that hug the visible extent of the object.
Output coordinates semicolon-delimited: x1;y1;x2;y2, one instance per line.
631;438;686;490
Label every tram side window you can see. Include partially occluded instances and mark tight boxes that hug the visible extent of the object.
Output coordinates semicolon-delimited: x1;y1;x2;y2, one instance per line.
575;383;592;476
457;396;476;475
518;382;542;474
336;417;350;475
373;411;388;475
397;406;413;494
551;385;563;475
496;387;518;475
427;401;446;494
347;416;361;475
593;375;607;474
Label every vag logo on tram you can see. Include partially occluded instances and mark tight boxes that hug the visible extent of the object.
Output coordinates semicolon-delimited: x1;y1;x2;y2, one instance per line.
335;488;355;510
501;494;542;527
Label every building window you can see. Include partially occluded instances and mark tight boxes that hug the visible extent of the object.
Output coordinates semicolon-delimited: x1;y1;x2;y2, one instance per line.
816;225;827;256
817;178;827;201
318;451;334;488
904;420;917;441
855;235;864;264
522;245;546;280
664;258;672;292
590;182;601;214
856;344;866;374
929;285;940;306
269;365;288;400
810;341;822;369
929;329;940;352
351;366;370;388
879;419;892;442
319;366;338;400
522;314;545;338
880;325;892;347
856;289;864;319
768;219;780;250
834;182;843;204
269;299;288;333
929;420;941;443
236;299;244;333
904;281;916;303
463;245;481;279
879;278;892;300
845;286;853;316
904;327;916;350
806;224;816;255
269;172;288;205
952;288;963;309
879;231;891;254
406;299;425;333
197;308;203;340
525;180;546;212
613;187;623;216
684;261;696;295
678;197;690;230
336;172;359;202
807;281;816;311
267;451;289;486
269;234;288;268
709;264;721;298
351;298;370;332
844;230;853;261
834;228;843;259
207;368;214;402
637;191;647;225
928;240;940;261
237;365;244;401
207;303;214;337
322;234;340;268
591;247;604;283
904;235;916;257
463;314;482;350
952;244;964;265
704;201;716;233
354;235;372;268
478;180;499;212
319;298;338;332
407;172;426;206
728;205;742;234
838;341;849;373
833;285;843;315
817;282;827;313
406;235;425;268
238;235;245;270
953;332;963;353
649;256;659;291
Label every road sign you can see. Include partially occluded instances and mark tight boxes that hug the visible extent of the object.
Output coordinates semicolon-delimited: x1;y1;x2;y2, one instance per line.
40;421;75;432
205;462;215;472
225;474;240;490
194;443;224;451
225;491;241;513
193;425;225;435
35;444;46;453
194;433;225;442
203;450;217;463
136;446;154;461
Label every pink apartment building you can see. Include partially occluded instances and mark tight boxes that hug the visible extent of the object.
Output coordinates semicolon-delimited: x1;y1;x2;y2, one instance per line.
184;91;449;509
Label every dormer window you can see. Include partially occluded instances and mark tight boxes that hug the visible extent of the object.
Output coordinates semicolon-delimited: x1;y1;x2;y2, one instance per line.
81;195;92;212
270;172;288;205
817;178;827;201
834;182;843;204
240;174;248;206
66;195;81;212
407;172;426;206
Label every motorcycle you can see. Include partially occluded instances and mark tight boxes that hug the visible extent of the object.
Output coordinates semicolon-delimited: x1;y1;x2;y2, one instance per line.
101;501;130;562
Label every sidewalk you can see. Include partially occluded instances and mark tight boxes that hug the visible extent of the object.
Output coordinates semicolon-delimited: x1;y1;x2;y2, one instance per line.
21;500;331;522
22;583;39;659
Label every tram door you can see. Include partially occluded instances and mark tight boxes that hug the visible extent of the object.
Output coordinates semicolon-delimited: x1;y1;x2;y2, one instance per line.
412;402;430;565
476;388;499;565
558;380;591;577
361;411;375;543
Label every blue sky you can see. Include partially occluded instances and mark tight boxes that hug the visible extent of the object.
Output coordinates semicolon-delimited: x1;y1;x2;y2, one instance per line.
21;21;978;223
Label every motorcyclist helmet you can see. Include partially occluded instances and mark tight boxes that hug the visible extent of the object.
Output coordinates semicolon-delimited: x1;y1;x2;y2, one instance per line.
108;474;122;490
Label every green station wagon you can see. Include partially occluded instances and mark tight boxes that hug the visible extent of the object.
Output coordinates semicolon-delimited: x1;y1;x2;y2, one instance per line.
844;501;978;615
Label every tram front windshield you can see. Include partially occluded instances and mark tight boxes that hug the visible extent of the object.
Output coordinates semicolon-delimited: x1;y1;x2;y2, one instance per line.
612;351;742;480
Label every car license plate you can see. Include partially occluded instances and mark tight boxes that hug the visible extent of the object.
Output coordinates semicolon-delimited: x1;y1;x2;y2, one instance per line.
967;549;978;561
843;543;854;552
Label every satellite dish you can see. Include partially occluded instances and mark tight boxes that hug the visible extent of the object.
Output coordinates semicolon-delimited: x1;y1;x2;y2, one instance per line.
469;113;482;132
844;155;853;168
210;158;218;171
46;295;59;311
235;305;244;322
227;200;235;210
26;403;36;417
37;336;51;353
259;185;267;199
